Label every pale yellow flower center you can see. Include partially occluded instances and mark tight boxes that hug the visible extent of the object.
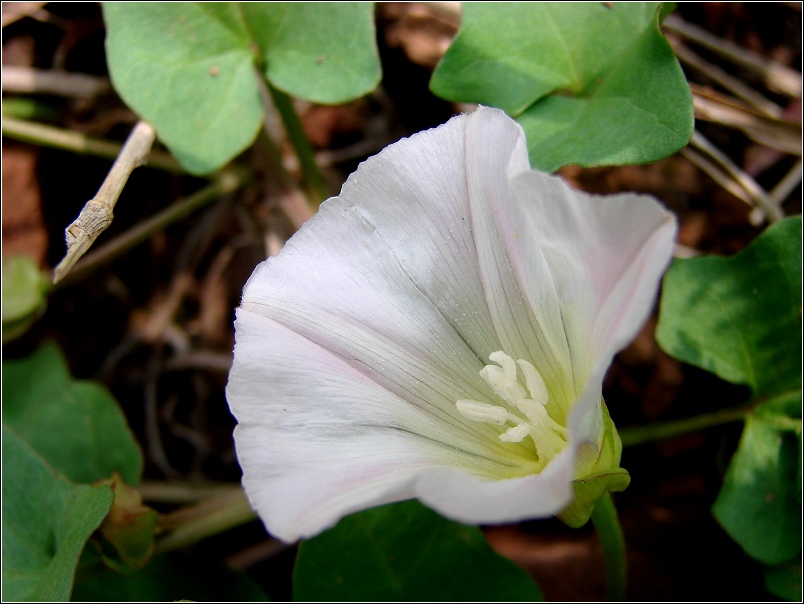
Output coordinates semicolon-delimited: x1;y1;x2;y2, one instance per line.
456;351;568;460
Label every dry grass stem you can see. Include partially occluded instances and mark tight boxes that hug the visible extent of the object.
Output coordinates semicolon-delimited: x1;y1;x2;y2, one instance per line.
691;86;801;155
689;130;783;223
663;13;802;98
2;65;110;97
670;41;784;118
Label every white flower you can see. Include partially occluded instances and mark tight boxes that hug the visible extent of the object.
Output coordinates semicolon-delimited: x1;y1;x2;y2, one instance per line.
226;107;677;543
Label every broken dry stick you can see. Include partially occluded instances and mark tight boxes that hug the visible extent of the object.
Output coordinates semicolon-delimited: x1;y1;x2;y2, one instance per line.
53;121;156;284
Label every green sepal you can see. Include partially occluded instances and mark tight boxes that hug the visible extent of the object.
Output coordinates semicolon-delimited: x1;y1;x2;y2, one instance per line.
559;401;630;527
93;472;159;572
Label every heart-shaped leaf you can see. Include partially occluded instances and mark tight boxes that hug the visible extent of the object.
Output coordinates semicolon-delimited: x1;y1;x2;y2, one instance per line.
657;216;802;568
294;499;542;601
430;2;692;171
2;426;114;601
2;342;143;486
103;2;380;174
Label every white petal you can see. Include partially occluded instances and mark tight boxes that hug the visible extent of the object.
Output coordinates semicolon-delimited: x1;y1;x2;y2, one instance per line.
414;446;576;525
508;170;677;363
258;110;503;362
464;108;675;423
240;112;526;432
464;109;581;415
229;308;538;542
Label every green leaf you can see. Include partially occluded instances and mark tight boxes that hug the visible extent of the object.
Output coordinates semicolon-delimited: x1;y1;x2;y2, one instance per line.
657;217;802;566
2;255;50;342
430;2;692;171
2;342;143;486
657;217;802;398
711;408;801;565
2;426;114;602
103;2;380;175
765;554;802;601
293;500;542;601
72;553;269;602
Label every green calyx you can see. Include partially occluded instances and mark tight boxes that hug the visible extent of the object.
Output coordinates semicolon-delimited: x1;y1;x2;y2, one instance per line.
558;401;630;528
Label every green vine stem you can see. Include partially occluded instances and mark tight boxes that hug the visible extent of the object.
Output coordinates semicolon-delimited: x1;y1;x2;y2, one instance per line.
618;405;750;447
266;81;330;205
591;492;627;601
2;116;183;173
155;487;257;554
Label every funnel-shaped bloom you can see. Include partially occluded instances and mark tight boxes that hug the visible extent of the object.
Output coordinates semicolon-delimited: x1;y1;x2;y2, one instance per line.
226;107;676;543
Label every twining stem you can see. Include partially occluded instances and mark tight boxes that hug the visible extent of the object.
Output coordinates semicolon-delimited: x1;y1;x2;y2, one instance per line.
55;166;251;288
266;81;329;205
53;121;157;283
155;487;257;554
618;405;749;447
591;493;627;601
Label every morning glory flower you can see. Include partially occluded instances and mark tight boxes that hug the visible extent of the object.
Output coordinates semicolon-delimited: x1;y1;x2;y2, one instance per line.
226;107;677;543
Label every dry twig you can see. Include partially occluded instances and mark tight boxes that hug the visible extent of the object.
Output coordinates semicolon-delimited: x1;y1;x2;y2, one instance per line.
53;121;156;283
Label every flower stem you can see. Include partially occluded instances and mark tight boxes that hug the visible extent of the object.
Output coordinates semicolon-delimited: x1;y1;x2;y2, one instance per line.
618;406;749;447
266;81;329;205
591;492;626;601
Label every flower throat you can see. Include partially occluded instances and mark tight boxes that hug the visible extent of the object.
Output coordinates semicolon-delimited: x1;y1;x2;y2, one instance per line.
456;351;568;461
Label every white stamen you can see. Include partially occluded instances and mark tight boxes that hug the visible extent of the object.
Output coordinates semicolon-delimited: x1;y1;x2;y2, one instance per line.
456;400;510;425
516;359;549;406
457;350;569;457
489;351;517;383
499;423;532;443
479;359;526;406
